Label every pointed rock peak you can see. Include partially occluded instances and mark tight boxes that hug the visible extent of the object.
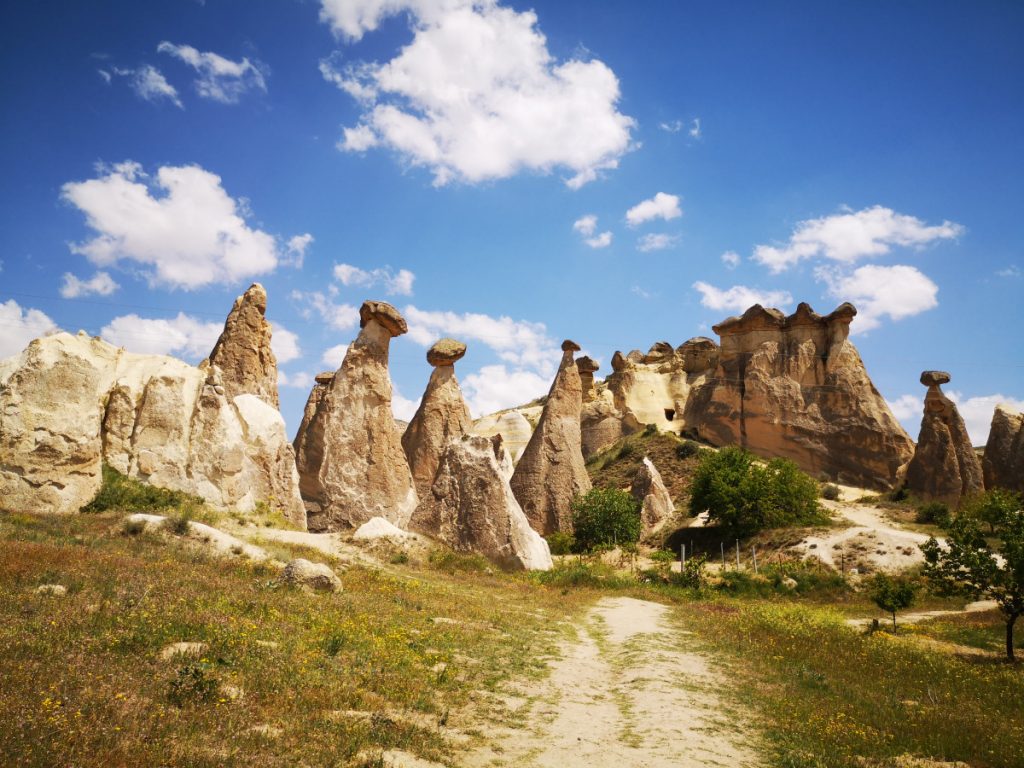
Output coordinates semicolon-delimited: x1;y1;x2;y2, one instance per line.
359;300;407;337
207;282;279;408
920;370;951;388
427;338;467;367
242;282;268;313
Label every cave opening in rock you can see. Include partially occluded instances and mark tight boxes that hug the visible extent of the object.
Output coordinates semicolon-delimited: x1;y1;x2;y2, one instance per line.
664;408;675;422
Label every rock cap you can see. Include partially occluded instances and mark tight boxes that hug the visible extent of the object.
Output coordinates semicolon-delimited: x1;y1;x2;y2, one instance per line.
427;338;467;367
314;371;335;385
920;370;951;387
561;339;581;352
359;301;407;337
714;302;857;336
576;356;599;374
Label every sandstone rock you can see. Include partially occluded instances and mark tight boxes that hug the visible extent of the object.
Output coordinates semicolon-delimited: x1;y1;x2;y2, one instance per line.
510;341;591;535
576;356;600;402
282;558;341;592
206;283;280;408
402;339;473;498
630;457;674;534
983;404;1024;492
686;302;914;490
678;337;719;373
295;301;417;531
0;320;304;522
906;372;984;505
353;516;412;541
470;410;534;463
292;372;333;458
410;435;552;570
160;642;207;661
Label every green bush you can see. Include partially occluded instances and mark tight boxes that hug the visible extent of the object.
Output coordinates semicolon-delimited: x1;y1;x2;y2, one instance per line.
820;483;840;501
82;463;202;514
688;447;826;537
962;488;1022;534
545;531;576;556
670;554;707;589
571;488;641;552
675;440;701;460
915;501;950;525
168;662;219;706
531;561;632;590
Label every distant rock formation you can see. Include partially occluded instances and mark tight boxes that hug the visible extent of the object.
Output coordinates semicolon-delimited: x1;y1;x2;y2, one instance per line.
410;435;552;570
470;410;534;463
577;356;600;402
905;371;984;504
983;404;1024;493
206;283;280;408
0;330;304;524
686;303;914;489
510;340;592;535
295;301;417;531
402;338;472;498
292;372;334;456
630;457;674;535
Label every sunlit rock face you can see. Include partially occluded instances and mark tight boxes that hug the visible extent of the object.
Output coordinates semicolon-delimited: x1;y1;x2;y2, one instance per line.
983;404;1024;493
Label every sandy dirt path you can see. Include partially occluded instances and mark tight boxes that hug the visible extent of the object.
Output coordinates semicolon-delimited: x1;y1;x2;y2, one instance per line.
464;596;761;768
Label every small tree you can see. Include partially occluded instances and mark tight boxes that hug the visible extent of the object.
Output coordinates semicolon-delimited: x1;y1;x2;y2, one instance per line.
571;488;641;553
921;499;1024;661
964;488;1022;535
868;573;918;630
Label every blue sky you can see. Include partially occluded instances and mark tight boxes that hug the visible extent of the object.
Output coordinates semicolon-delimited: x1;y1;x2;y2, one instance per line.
2;0;1022;444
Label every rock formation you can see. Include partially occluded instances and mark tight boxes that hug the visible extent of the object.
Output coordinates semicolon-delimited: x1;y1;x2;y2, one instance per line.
577;356;600;402
294;301;417;531
410;435;552;570
206;283;280;408
685;303;914;489
402;338;472;498
905;371;984;504
510;340;592;535
470;410;534;463
630;457;674;535
983;404;1024;493
292;372;334;456
0;330;304;523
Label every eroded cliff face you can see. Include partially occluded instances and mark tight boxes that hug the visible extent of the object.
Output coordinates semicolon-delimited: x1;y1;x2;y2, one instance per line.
206;283;280;409
686;303;914;489
983;404;1024;493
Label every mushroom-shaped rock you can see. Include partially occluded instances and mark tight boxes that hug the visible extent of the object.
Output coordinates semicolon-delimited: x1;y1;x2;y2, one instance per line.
905;371;984;505
983;405;1024;493
410;435;552;570
576;356;600;403
630;457;675;535
402;338;473;498
295;301;418;531
643;341;675;363
206;283;280;408
510;340;591;535
611;351;628;372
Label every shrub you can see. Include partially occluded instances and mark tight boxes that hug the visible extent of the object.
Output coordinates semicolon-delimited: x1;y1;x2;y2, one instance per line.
82;463;202;514
545;531;576;556
868;573;919;629
427;549;491;574
915;501;949;525
962;488;1023;534
531;561;632;590
670;554;707;589
888;486;909;503
675;440;700;460
642;423;658;437
168;662;219;706
571;488;641;552
820;484;840;501
688;447;826;537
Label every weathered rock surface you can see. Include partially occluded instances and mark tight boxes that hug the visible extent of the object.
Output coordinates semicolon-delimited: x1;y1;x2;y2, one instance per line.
282;558;342;592
292;372;333;457
410;435;552;570
906;372;984;504
630;457;674;535
470;410;534;463
686;303;914;489
577;356;600;402
206;283;280;408
295;301;417;531
0;330;304;523
510;340;592;535
402;339;472;498
983;404;1024;492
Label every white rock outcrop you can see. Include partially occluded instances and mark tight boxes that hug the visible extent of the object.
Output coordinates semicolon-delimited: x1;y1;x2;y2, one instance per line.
630;457;674;535
470;410;534;463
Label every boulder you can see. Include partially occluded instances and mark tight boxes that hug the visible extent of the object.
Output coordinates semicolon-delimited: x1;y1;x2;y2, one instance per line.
205;283;280;408
295;301;417;531
410;435;552;570
983;404;1024;493
686;303;914;489
282;558;341;592
905;372;984;505
470;410;534;463
510;340;592;535
630;457;674;535
0;328;304;523
402;339;472;498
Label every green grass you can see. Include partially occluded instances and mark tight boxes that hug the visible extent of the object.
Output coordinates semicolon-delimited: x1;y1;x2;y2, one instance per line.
914;608;1011;654
81;464;204;515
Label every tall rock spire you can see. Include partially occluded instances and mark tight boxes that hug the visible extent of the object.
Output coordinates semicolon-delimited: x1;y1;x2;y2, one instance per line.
206;283;280;408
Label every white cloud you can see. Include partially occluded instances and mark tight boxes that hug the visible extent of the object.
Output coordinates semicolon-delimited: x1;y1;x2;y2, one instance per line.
573;214;597;237
59;271;119;298
626;192;682;227
637;233;679;252
885;394;923;424
62;162;287;290
283;233;313;268
270;324;301;363
323;0;635;188
461;364;550;418
157;42;267;103
816;264;938;335
321;343;349;369
290;290;360;330
658;119;683;133
887;391;1024;446
631;285;652;300
585;232;613;249
278;370;314;389
100;312;221;360
0;300;59;359
721;250;740;270
97;69;112;84
996;265;1021;278
693;281;793;314
688;118;701;139
752;205;964;273
333;263;415;296
404;305;560;376
112;65;182;108
392;384;421;422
